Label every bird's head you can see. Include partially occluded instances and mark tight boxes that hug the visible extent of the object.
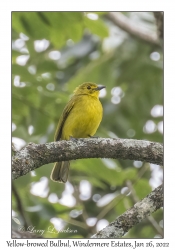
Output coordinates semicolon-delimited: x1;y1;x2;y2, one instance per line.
74;82;105;98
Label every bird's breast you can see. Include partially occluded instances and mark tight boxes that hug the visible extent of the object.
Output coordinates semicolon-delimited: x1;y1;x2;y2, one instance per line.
62;96;103;139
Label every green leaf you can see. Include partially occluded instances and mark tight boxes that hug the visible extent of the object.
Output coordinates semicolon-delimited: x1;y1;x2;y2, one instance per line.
134;179;152;199
84;17;109;38
12;12;50;39
121;168;137;183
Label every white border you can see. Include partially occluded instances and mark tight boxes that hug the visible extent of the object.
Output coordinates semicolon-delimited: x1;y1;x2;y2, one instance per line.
1;1;175;249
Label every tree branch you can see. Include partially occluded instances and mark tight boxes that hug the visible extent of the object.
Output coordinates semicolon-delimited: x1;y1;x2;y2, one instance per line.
106;12;160;46
12;138;163;180
154;12;163;40
126;180;163;236
91;184;163;238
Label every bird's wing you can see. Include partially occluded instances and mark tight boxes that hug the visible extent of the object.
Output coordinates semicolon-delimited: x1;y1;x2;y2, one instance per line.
54;99;75;141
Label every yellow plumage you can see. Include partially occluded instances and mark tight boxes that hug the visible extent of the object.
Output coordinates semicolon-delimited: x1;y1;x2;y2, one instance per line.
50;82;105;183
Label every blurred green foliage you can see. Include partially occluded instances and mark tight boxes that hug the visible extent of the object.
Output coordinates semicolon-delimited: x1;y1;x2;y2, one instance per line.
12;12;163;238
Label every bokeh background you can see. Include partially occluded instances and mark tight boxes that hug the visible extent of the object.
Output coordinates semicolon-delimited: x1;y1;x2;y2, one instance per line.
12;12;163;238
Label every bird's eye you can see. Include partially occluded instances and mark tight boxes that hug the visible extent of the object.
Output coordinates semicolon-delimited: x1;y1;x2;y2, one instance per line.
87;86;91;89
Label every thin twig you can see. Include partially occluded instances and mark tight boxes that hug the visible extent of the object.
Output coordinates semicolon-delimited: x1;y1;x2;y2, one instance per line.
95;163;149;222
106;12;160;46
12;182;30;228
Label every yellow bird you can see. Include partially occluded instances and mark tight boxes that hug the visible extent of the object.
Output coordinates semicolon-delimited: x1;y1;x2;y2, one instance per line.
50;82;105;183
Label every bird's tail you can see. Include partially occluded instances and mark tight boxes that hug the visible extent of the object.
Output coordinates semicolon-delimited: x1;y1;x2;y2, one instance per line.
50;161;70;183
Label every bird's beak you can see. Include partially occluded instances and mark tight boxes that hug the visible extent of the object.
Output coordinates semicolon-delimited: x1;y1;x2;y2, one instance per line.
95;85;106;91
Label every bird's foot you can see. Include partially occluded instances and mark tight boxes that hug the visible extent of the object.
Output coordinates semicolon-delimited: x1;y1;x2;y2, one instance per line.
69;136;78;142
88;135;99;139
